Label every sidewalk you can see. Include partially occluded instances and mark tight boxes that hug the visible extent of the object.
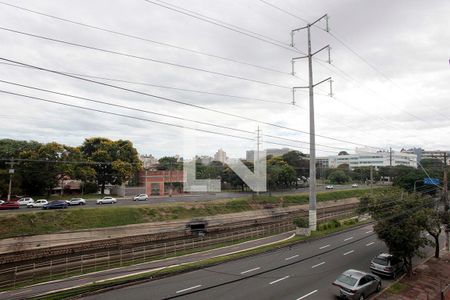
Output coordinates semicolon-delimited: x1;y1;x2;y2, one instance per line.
0;230;295;299
376;251;450;300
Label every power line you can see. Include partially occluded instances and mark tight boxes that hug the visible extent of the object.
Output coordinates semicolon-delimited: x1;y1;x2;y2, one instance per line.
0;57;384;151
0;61;298;105
0;89;346;154
0;26;291;90
143;0;302;54
0;79;349;153
0;1;291;76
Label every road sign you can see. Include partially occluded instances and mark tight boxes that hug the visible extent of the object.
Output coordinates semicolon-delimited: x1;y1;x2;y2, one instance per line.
424;178;440;185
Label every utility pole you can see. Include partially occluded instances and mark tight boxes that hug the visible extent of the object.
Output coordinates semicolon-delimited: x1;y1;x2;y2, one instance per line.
291;14;332;231
370;165;373;195
7;158;16;202
256;126;261;196
443;152;449;251
389;147;393;182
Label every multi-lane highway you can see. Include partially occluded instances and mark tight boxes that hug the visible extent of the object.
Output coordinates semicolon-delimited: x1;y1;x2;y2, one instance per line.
84;225;441;300
0;184;365;214
79;224;401;300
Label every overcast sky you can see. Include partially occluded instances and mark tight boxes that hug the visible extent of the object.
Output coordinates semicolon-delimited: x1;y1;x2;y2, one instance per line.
1;0;449;159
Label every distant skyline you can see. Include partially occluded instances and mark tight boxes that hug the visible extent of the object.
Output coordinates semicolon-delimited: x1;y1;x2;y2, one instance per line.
1;0;449;158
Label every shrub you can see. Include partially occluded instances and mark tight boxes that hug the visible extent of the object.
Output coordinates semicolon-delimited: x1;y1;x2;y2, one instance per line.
293;217;309;228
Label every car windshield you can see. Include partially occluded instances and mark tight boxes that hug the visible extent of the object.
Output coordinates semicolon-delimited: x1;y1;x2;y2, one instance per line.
337;274;358;286
373;257;389;266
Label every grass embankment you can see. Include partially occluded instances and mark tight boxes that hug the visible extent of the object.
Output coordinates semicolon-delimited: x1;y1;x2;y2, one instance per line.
32;218;368;300
0;188;378;239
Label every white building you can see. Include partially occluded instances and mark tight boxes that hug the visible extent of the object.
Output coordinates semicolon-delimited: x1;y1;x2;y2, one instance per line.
213;149;227;163
139;154;158;170
328;149;417;169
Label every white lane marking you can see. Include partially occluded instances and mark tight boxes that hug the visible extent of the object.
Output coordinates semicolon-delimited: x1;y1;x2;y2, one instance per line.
176;285;202;294
297;289;318;299
344;237;353;241
269;275;289;285
240;267;260;274
366;242;375;246
285;254;299;261
311;261;326;268
319;244;330;249
10;289;32;296
365;230;373;234
343;250;354;256
426;233;430;236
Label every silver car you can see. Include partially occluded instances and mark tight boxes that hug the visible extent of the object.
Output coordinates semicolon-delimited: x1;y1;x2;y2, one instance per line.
68;198;86;206
96;196;117;204
133;194;149;201
370;253;405;278
333;269;381;300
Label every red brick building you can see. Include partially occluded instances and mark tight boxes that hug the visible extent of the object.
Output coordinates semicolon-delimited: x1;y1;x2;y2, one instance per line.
139;170;185;196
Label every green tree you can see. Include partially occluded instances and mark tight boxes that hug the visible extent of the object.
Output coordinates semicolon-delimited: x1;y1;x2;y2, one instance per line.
359;189;434;276
328;170;350;184
267;157;296;191
157;156;182;170
417;209;447;258
282;151;309;180
80;138;142;195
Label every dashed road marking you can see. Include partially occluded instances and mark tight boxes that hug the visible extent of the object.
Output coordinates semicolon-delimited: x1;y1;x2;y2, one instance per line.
319;244;330;249
344;237;353;241
269;275;289;285
366;242;375;246
365;230;373;234
343;250;354;256
311;261;326;268
297;289;318;299
240;267;260;274
285;255;299;261
176;285;202;294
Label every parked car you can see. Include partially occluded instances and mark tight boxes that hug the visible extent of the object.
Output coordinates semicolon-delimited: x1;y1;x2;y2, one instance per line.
27;199;48;208
0;200;4;205
370;253;405;278
0;202;20;210
332;269;381;300
17;197;34;206
133;194;149;201
43;200;68;210
96;197;117;204
352;183;359;188
68;198;86;206
326;185;334;190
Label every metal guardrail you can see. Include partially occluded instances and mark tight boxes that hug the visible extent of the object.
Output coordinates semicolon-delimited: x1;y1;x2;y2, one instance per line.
0;206;357;290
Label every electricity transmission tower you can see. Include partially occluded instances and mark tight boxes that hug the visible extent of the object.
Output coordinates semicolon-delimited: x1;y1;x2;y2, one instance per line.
290;14;333;230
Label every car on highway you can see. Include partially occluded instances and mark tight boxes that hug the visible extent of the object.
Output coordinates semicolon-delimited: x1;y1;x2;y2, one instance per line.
27;199;48;208
96;196;117;204
352;183;359;188
17;197;34;206
0;202;20;210
370;253;405;278
42;200;68;210
68;198;86;206
133;194;149;201
326;185;334;189
332;269;381;300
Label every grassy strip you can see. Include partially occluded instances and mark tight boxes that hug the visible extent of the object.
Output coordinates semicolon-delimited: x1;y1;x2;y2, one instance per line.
0;188;382;239
386;282;408;294
31;219;368;300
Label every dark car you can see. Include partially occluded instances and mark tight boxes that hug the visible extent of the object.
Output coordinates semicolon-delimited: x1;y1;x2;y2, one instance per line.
370;253;405;278
0;202;20;210
43;200;68;210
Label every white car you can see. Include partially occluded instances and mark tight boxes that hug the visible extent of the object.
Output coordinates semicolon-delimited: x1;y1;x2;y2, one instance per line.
18;197;34;206
27;199;48;208
133;194;149;201
325;185;334;190
352;183;359;188
68;198;86;206
0;200;4;205
96;197;117;204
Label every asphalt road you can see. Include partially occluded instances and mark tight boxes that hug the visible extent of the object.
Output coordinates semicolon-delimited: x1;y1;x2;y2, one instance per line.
0;184;362;214
84;225;442;300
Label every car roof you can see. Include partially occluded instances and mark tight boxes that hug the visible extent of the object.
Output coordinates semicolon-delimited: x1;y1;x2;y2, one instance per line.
376;253;393;259
342;269;367;280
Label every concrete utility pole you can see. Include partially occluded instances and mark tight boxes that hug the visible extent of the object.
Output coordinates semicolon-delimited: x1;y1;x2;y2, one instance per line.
256;126;261;196
443;152;449;251
389;147;393;182
7;158;16;202
290;14;332;231
370;165;373;195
